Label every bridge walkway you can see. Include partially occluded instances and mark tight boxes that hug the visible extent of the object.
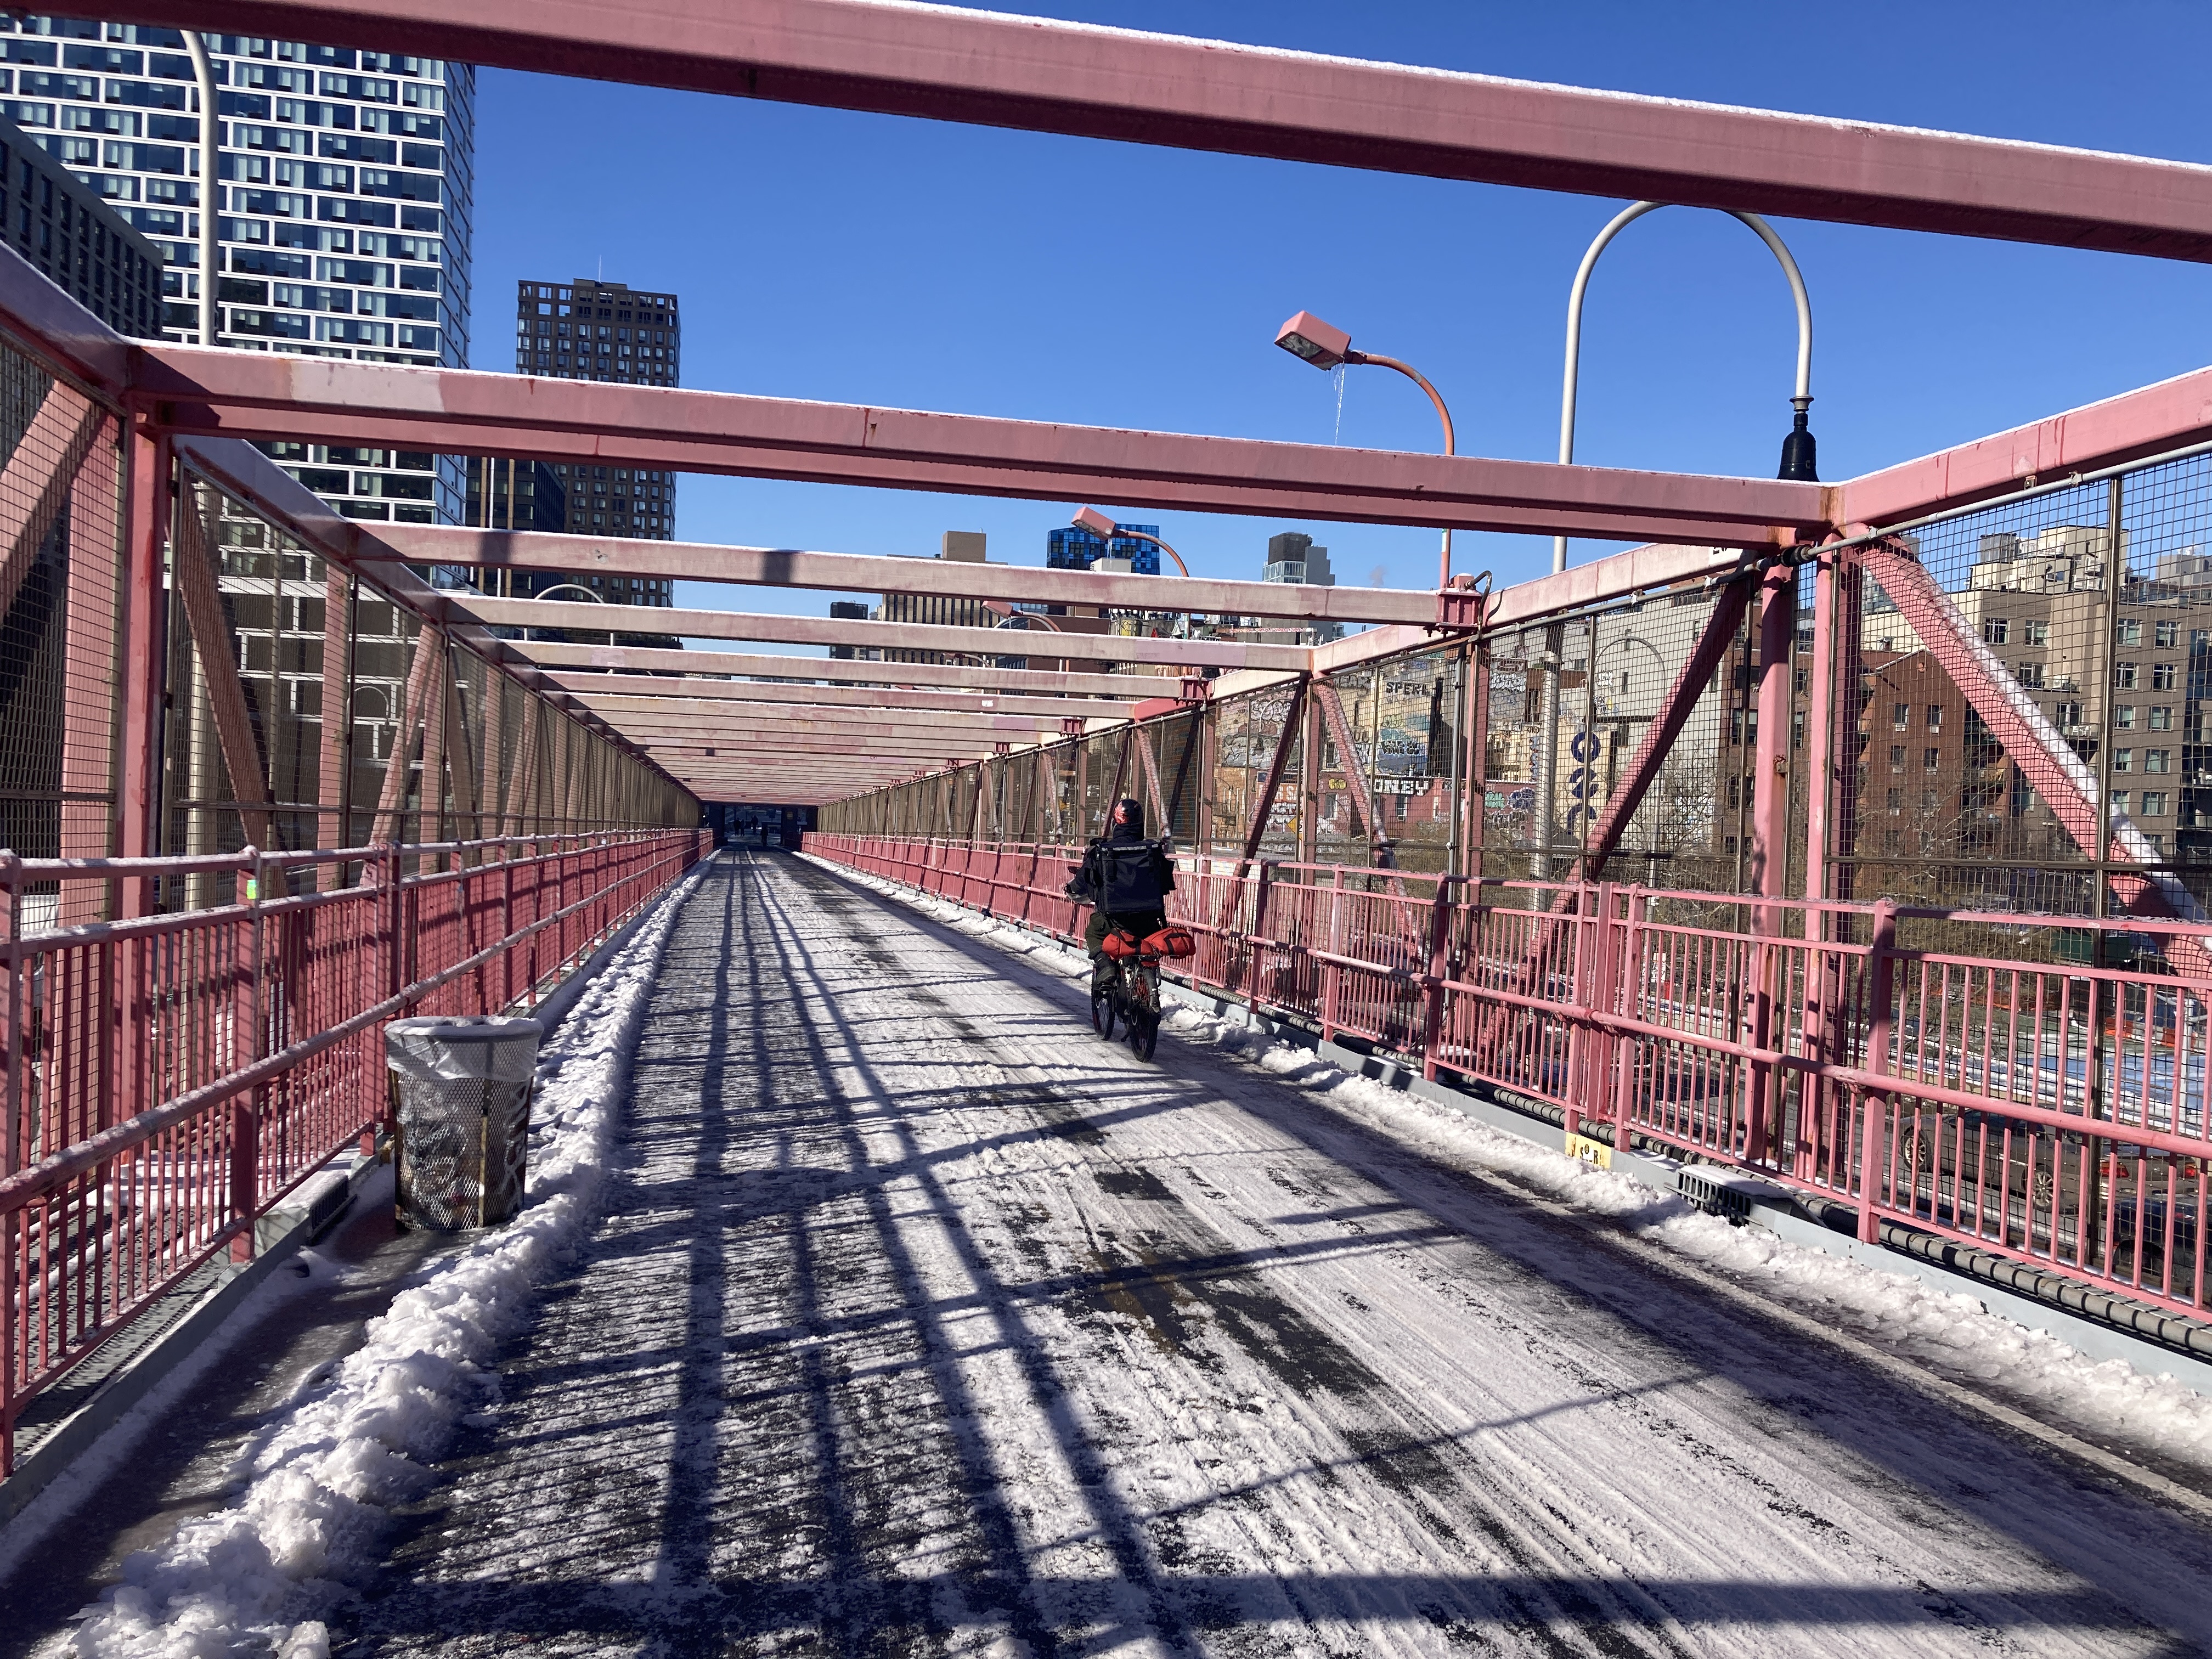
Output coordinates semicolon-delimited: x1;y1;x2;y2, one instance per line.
253;854;2212;1654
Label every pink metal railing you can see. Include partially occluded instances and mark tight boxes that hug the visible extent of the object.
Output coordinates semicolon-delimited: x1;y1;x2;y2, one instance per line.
1;828;706;1474
808;831;2212;1329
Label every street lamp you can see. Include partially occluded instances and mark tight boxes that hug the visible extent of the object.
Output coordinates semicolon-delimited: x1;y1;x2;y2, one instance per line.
1274;311;1458;589
532;581;614;648
1532;202;1816;880
1070;506;1195;639
1553;201;1816;575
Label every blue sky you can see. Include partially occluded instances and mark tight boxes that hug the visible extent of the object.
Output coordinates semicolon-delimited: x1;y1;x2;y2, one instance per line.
469;1;2212;637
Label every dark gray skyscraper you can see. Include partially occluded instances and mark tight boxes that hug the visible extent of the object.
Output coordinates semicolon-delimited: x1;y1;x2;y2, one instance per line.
514;276;678;553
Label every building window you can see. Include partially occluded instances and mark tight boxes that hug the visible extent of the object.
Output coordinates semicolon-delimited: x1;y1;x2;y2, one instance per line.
2143;792;2171;818
2024;619;2050;646
2017;662;2044;689
2147;749;2171;774
2153;662;2177;690
2150;706;2173;730
1886;788;1901;815
1982;617;2009;645
1892;701;1909;731
2119;619;2142;646
2113;791;2131;816
1889;744;1905;770
2115;662;2138;690
2116;706;2137;729
2158;620;2180;648
1926;704;1943;731
2115;748;2134;772
1923;747;1939;772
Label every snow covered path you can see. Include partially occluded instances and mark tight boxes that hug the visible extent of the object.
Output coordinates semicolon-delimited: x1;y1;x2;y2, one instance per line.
340;851;2212;1657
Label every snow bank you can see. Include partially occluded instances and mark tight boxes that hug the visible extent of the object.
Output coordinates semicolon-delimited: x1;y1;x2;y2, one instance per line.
64;864;709;1658
812;855;2212;1478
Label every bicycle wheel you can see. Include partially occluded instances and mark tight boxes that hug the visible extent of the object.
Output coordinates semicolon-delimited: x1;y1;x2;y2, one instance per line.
1126;971;1160;1060
1127;1006;1159;1061
1091;981;1118;1037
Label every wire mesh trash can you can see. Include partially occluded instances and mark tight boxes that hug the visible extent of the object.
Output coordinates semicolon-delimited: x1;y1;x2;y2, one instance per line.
383;1015;544;1230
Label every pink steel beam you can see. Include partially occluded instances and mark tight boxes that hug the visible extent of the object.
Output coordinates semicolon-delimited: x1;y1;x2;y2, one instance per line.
450;594;1309;672
132;348;1825;548
1312;675;1397;873
168;437;675;778
369;523;1425;627
582;705;1071;741
526;642;1138;697
0;380;104;619
1577;578;1753;881
1844;360;2212;527
549;673;1133;721
100;1;2212;261
1859;540;2212;964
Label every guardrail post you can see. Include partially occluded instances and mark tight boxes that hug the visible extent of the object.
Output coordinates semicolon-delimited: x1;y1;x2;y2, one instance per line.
500;839;517;1011
1858;900;1899;1244
1321;865;1344;1043
230;848;265;1263
1612;885;1645;1156
1421;874;1454;1081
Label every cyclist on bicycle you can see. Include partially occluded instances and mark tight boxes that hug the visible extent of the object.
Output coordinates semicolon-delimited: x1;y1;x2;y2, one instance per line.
1070;797;1175;995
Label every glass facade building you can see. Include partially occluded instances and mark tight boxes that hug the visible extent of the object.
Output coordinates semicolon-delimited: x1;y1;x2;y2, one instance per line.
0;15;472;523
1045;521;1161;575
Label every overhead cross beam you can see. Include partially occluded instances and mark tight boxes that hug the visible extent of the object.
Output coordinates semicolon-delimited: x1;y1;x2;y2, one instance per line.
548;673;1133;723
126;348;1825;550
451;594;1310;672
103;0;2212;261
523;642;1142;697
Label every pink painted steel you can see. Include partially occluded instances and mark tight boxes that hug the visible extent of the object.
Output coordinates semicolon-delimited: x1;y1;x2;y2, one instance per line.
129;348;1824;548
0;828;706;1475
93;1;2212;260
1748;562;1796;909
532;643;1139;698
1859;538;2212;969
1843;361;2212;528
807;828;2212;1333
454;593;1307;672
558;673;1138;721
427;531;1396;627
0;380;103;619
1576;578;1753;881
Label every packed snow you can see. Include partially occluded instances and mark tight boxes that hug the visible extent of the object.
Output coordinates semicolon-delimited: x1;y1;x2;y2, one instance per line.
57;864;707;1658
815;854;2212;1484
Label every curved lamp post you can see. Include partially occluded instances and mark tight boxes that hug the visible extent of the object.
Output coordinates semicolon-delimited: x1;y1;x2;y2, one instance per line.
1274;312;1458;589
531;581;612;647
1532;202;1816;880
1554;201;1816;574
184;30;219;347
1070;506;1196;639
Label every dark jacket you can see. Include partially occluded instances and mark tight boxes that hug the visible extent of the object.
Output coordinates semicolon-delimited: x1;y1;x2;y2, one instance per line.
1073;830;1175;913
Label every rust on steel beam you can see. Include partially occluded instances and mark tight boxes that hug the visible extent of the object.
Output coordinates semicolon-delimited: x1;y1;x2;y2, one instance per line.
549;673;1133;721
450;594;1309;672
367;523;1423;625
523;642;1142;697
99;1;2212;261
134;349;1825;549
1842;361;2212;527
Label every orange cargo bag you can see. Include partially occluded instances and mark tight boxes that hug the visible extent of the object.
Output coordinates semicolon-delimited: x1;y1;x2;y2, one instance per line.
1143;926;1197;960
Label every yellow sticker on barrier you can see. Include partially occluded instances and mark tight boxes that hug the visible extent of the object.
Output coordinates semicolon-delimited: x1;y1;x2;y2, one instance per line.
1564;1132;1612;1171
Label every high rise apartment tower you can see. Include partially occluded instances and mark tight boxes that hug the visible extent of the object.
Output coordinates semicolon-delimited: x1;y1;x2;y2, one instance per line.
0;16;475;523
512;276;678;557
